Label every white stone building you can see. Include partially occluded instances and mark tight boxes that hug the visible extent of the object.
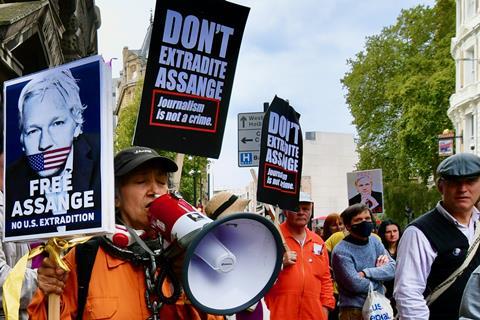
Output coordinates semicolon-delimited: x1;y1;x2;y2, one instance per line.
301;131;358;218
449;0;480;153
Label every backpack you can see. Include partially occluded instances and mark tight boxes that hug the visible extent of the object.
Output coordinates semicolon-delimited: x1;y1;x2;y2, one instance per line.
75;238;101;319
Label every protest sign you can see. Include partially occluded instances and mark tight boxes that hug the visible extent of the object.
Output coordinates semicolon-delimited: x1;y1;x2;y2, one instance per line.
3;55;115;241
347;169;384;214
438;130;455;157
133;0;250;158
257;96;303;211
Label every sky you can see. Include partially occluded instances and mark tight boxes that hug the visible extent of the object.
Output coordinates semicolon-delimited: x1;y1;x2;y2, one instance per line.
97;0;435;191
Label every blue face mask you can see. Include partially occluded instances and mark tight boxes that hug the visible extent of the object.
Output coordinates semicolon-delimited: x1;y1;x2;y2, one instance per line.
350;221;374;238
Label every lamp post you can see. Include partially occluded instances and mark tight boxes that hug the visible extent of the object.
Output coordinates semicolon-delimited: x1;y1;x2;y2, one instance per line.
189;169;198;205
405;205;413;224
189;169;201;205
188;156;201;206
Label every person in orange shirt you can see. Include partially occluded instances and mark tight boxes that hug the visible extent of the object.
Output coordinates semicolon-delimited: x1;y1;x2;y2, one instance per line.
28;146;223;320
264;192;335;319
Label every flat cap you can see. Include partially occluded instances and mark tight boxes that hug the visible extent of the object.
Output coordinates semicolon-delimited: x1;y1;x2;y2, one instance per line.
437;153;480;179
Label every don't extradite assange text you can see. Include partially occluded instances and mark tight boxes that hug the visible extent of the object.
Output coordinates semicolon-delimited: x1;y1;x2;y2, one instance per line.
134;0;249;158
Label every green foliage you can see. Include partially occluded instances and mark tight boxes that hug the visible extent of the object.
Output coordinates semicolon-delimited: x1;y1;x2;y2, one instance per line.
114;80;207;204
342;0;455;219
383;181;441;228
115;81;144;153
179;156;209;205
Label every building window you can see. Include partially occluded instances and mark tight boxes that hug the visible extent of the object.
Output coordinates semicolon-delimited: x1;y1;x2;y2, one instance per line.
467;0;476;19
128;65;137;81
466;113;476;151
464;47;476;86
457;1;462;31
305;132;316;140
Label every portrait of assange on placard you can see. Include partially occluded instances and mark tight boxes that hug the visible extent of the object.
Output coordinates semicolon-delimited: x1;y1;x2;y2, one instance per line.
4;55;111;241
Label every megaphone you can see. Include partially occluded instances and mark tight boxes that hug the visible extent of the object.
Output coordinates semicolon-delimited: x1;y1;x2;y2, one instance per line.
148;193;283;315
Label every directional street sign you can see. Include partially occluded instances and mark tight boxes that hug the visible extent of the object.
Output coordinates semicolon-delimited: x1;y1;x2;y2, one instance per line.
238;129;261;151
238;112;264;130
238;112;264;167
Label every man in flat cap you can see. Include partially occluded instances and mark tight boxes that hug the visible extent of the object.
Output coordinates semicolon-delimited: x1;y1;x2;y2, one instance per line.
394;153;480;319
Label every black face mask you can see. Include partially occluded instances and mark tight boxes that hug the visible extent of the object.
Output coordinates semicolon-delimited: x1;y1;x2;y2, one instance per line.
350;221;374;238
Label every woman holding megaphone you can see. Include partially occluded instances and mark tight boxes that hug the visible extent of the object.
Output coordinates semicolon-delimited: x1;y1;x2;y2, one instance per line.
28;146;223;320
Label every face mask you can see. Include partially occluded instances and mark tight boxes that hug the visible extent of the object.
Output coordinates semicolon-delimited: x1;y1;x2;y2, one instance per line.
350;221;374;238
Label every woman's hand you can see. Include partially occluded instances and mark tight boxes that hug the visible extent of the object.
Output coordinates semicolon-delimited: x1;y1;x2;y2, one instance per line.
37;257;69;295
375;254;389;267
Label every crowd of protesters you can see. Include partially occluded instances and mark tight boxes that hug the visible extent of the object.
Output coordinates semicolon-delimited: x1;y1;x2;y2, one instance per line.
264;152;480;320
1;127;480;319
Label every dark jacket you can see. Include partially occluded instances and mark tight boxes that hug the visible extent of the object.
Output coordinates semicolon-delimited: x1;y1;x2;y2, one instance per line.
411;208;480;319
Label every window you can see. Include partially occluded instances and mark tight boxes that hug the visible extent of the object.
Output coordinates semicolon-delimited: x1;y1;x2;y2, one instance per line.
467;0;476;19
128;65;137;80
466;113;476;150
457;1;462;30
305;132;316;140
464;47;476;85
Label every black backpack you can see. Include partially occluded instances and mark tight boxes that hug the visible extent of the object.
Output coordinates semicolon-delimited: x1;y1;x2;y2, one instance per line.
75;238;101;319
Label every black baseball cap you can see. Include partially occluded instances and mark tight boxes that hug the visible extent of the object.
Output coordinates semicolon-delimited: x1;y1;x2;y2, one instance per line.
114;146;178;177
437;153;480;180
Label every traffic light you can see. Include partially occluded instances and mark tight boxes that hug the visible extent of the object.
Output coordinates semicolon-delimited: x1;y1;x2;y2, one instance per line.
405;206;413;223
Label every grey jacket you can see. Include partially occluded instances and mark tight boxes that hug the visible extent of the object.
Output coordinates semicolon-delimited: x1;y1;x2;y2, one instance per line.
0;193;37;320
460;264;480;320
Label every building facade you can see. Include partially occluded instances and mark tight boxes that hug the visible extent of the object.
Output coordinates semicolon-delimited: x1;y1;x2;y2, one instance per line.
301;131;358;218
0;0;100;91
114;17;151;116
449;0;480;153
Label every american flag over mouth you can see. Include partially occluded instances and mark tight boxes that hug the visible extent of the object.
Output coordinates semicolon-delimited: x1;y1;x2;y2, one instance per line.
27;146;71;172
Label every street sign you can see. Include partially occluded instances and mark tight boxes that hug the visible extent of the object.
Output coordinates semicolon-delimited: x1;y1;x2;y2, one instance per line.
238;112;264;167
238;112;264;130
238;129;261;151
239;151;260;166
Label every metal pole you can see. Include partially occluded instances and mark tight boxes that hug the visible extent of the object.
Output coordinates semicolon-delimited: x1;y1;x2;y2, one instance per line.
193;174;197;205
199;173;203;205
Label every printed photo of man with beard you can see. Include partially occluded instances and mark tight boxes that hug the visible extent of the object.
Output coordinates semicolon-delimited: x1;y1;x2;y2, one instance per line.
5;66;102;237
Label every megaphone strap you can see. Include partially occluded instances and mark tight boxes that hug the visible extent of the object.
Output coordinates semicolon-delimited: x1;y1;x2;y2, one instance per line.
126;225;156;255
153;255;182;305
100;234;181;318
